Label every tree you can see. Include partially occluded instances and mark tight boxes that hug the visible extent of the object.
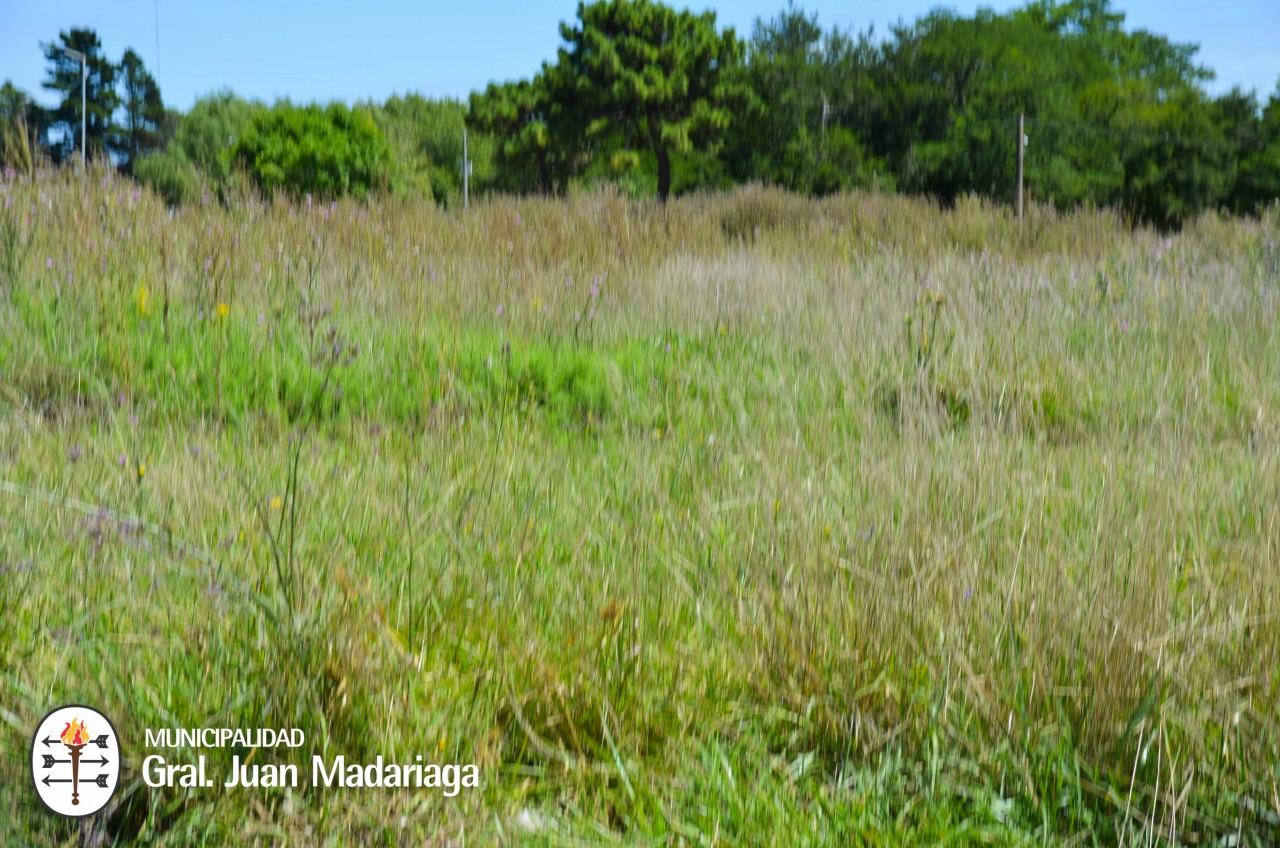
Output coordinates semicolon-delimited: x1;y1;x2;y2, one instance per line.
552;0;746;201
469;77;571;195
1236;86;1280;213
726;6;884;194
376;93;493;204
231;102;392;198
174;90;265;186
41;28;118;164
116;48;166;171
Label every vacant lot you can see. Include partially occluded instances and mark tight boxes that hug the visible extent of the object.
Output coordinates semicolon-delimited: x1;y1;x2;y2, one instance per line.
2;169;1278;845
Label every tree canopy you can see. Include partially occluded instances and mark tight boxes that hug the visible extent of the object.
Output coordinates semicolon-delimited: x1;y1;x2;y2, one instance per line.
549;0;746;201
117;48;166;171
40;28;118;164
8;3;1279;224
231;102;392;199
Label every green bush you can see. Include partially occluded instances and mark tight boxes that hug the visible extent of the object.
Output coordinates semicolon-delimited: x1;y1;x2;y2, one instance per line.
374;94;494;205
232;102;393;199
133;147;199;205
174;90;265;187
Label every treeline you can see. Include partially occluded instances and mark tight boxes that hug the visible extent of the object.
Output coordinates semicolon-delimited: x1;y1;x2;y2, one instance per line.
3;0;1278;227
1;29;171;175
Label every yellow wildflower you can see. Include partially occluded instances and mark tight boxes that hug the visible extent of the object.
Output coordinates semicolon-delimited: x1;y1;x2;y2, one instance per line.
215;302;230;319
136;282;149;316
269;496;283;511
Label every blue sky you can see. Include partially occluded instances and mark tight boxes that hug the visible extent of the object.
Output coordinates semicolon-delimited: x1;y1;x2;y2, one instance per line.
2;0;1277;111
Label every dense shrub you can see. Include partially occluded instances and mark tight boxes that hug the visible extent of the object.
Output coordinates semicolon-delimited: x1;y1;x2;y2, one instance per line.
231;102;392;199
173;91;264;187
132;147;199;205
373;94;494;205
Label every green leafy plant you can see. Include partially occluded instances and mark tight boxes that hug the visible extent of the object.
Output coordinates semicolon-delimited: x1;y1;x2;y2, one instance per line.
232;102;392;199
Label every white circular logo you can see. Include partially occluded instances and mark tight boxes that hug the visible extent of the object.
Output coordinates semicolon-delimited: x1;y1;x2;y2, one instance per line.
30;705;121;817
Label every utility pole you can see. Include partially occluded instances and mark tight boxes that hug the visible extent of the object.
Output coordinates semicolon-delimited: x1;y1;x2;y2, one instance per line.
1016;112;1025;221
462;128;470;210
60;46;87;175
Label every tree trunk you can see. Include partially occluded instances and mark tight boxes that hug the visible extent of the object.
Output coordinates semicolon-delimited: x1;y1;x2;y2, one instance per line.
656;148;672;203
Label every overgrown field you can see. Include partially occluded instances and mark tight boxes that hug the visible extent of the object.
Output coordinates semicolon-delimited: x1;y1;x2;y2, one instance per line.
2;168;1279;845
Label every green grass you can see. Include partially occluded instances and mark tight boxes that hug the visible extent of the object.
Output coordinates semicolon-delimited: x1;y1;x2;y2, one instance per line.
1;168;1278;845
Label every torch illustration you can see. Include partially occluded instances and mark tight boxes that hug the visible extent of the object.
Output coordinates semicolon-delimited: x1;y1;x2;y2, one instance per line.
60;718;89;806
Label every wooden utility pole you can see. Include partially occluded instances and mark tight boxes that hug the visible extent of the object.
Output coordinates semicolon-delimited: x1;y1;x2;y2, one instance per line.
1016;112;1025;221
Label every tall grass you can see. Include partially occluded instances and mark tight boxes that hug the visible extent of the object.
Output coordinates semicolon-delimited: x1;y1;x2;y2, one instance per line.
1;164;1278;844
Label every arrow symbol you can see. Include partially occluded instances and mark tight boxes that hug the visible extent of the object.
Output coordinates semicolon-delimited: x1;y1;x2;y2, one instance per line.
80;756;108;767
41;733;109;748
42;773;110;787
41;755;70;768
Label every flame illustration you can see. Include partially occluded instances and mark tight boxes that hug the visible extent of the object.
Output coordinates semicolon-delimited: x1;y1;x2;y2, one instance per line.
60;718;89;746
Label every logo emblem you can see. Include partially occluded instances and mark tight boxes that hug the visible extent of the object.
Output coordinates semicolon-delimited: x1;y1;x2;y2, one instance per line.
30;705;120;817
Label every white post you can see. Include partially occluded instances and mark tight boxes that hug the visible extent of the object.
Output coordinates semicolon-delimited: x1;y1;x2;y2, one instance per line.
462;129;469;210
1016;112;1024;221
